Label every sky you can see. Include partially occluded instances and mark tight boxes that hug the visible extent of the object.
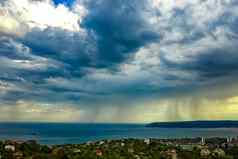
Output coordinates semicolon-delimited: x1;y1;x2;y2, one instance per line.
0;0;238;123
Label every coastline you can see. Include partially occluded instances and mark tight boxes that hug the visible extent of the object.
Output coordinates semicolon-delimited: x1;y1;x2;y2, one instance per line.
1;122;238;146
1;137;238;159
146;120;238;128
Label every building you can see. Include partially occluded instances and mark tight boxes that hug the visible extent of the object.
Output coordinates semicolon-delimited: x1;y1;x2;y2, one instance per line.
213;148;225;157
161;149;177;159
96;149;103;156
13;151;24;159
201;137;206;145
200;148;210;157
181;144;195;151
121;142;125;147
227;136;233;143
4;145;15;152
144;139;150;145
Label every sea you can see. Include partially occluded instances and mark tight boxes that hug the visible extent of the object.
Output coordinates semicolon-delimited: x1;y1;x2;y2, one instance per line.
0;123;238;145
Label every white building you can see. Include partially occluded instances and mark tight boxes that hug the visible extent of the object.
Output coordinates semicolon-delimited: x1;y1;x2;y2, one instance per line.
4;145;15;152
144;139;150;145
201;137;206;145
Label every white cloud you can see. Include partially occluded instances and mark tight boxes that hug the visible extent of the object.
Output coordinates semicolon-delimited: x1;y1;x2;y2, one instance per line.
0;0;87;35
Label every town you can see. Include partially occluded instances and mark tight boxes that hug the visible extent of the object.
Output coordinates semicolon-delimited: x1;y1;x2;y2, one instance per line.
1;137;238;159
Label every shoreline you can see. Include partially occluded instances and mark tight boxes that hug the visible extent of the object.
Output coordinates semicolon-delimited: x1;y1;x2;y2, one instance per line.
1;137;238;159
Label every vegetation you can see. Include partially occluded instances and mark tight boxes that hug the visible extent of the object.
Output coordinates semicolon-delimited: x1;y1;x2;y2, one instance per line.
0;138;238;159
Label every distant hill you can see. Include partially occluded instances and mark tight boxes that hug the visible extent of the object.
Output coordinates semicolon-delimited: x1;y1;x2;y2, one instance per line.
146;120;238;128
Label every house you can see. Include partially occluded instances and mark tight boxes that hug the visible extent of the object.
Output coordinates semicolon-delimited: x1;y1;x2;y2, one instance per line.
167;149;177;159
161;149;177;159
128;148;134;153
212;148;225;157
13;151;24;159
4;145;15;152
200;148;210;157
73;149;81;153
96;149;103;156
144;139;150;145
121;142;125;147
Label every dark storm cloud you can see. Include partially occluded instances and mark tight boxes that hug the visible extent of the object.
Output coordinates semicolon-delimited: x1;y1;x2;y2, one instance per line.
81;0;160;67
22;27;95;72
1;0;238;114
21;0;160;75
160;46;238;81
0;0;162;105
159;7;238;83
0;36;30;60
190;49;238;79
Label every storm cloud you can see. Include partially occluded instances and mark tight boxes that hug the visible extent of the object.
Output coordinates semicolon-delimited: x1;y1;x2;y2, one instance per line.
0;0;238;122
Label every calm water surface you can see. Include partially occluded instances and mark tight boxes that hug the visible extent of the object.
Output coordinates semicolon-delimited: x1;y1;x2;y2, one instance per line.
0;123;237;145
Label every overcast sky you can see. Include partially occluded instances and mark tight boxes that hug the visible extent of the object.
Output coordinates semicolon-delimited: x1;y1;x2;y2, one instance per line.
0;0;238;122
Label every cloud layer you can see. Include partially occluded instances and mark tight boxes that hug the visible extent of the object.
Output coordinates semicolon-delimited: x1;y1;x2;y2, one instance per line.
0;0;238;122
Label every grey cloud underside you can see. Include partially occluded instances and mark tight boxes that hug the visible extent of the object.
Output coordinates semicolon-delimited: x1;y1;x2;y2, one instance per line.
161;45;238;80
81;0;159;66
160;9;238;82
1;0;238;105
15;0;159;73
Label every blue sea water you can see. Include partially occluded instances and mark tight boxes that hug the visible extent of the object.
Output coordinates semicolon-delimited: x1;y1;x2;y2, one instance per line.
0;123;237;145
